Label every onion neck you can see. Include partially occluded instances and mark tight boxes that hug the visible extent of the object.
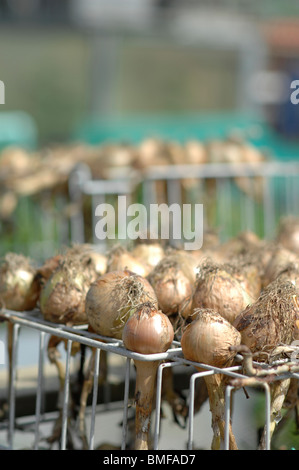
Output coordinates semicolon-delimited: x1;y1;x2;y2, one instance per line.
204;373;238;450
133;359;159;450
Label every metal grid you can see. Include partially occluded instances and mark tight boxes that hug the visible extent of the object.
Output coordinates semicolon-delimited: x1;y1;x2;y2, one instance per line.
0;309;299;450
69;161;299;249
140;161;299;241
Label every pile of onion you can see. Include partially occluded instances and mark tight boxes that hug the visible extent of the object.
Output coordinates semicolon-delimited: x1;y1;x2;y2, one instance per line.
181;308;241;449
233;279;299;448
122;302;174;450
0;252;40;311
191;260;254;325
85;270;157;339
39;245;103;325
106;245;150;277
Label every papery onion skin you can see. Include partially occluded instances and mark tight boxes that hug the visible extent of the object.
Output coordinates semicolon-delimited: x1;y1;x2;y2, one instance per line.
131;242;165;269
0;253;40;311
181;309;241;450
147;253;195;317
86;271;158;339
122;304;174;355
40;267;92;325
122;303;174;450
233;280;299;361
262;245;298;288
277;216;299;256
39;251;100;325
106;245;151;277
181;309;241;369
191;262;254;325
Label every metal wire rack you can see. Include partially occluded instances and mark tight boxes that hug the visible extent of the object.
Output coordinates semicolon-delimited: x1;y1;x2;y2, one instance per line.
69;160;299;249
1;160;299;450
0;308;298;450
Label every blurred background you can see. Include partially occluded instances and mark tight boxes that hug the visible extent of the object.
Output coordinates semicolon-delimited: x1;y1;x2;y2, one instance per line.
1;0;299;258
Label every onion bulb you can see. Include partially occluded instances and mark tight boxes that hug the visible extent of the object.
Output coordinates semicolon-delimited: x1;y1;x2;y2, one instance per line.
181;308;241;450
39;249;99;325
86;270;158;339
0;252;40;311
276;216;299;255
131;242;165;269
106;245;150;277
64;243;107;277
147;252;196;320
233;280;299;448
122;302;174;450
191;261;254;324
233;280;299;360
35;254;63;287
262;245;298;288
228;255;262;301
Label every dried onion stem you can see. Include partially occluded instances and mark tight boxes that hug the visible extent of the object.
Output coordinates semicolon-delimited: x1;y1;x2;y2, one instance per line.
122;302;174;450
181;309;241;450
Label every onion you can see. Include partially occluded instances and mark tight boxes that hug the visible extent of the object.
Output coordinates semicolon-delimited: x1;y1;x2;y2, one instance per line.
147;252;196;320
65;243;107;277
39;249;99;325
233;280;299;448
233;279;299;363
131;242;165;269
122;302;174;450
277;216;299;255
0;252;41;392
262;245;298;288
212;231;261;264
191;260;254;324
228;255;262;301
181;308;241;449
0;252;40;311
35;254;63;287
85;270;158;339
106;245;150;277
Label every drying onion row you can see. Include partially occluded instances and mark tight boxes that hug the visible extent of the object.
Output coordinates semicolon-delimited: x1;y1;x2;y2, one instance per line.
1;218;299;451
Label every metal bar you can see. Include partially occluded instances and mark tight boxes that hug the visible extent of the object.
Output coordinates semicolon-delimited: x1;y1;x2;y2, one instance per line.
153;361;182;450
89;348;100;450
264;383;271;450
68;164;92;244
121;357;131;450
224;385;233;450
8;323;20;449
61;339;72;450
1;310;182;363
187;370;215;450
34;331;46;450
143;162;299;180
224;382;272;451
